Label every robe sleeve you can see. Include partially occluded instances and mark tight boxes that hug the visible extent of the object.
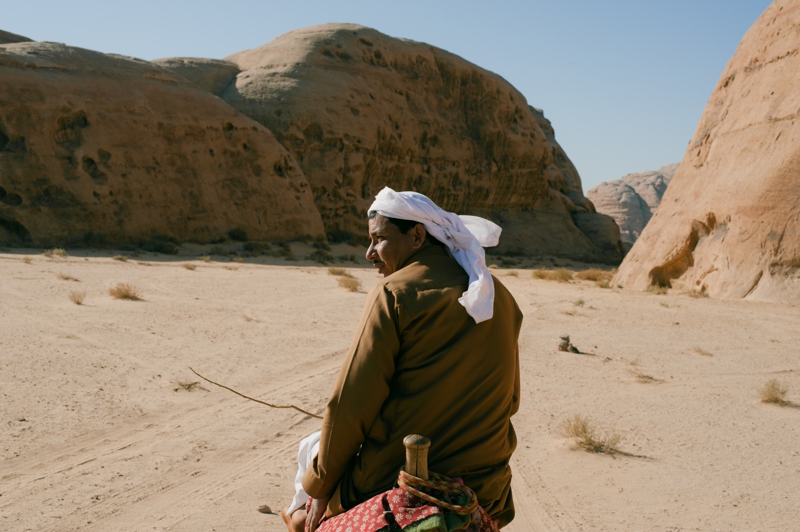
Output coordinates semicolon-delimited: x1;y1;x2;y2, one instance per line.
302;285;400;500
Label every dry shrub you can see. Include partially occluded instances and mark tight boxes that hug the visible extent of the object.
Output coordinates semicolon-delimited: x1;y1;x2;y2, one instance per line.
199;255;211;262
223;265;239;271
686;287;709;298
232;257;245;263
575;268;613;282
113;255;128;262
210;245;229;256
560;414;622;454
69;290;86;305
760;379;789;405
182;263;196;270
693;346;713;357
22;257;32;264
646;285;668;295
505;270;519;277
58;273;79;282
338;277;361;292
532;268;573;282
43;248;67;258
328;267;353;278
573;299;585;307
176;381;201;392
595;279;611;289
137;261;152;266
109;282;142;301
627;363;660;383
488;264;498;269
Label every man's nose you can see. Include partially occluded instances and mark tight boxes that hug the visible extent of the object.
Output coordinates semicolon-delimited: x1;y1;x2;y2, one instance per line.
365;242;376;261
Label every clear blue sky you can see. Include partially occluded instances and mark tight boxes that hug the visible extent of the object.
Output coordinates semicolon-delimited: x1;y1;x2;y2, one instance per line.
4;0;772;191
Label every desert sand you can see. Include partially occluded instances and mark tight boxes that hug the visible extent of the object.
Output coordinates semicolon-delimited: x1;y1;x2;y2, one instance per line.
1;245;798;532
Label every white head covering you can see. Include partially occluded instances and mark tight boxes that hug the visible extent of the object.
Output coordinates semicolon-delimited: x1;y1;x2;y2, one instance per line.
368;187;502;323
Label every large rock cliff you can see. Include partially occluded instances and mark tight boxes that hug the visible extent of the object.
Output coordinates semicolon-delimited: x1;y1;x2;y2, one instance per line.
614;0;800;301
0;40;323;246
188;23;624;262
587;163;678;246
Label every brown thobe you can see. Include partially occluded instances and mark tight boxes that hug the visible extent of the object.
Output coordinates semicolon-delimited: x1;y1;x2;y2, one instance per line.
302;244;522;527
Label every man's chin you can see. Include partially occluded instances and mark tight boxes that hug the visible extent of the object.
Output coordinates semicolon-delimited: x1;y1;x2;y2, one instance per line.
374;263;388;276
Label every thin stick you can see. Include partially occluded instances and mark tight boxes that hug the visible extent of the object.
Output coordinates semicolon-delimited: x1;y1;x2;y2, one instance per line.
189;367;323;419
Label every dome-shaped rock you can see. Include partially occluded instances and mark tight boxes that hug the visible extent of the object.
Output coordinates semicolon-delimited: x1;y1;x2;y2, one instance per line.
587;164;677;246
220;23;622;262
0;41;323;247
614;1;800;301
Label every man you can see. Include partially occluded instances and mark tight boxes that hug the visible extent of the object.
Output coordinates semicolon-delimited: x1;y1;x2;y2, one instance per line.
282;188;522;531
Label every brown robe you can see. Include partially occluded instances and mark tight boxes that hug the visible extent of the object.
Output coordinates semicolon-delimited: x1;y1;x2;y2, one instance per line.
302;244;522;527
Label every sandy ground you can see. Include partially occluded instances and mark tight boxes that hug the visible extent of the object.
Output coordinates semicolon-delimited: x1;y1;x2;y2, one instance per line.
1;245;799;532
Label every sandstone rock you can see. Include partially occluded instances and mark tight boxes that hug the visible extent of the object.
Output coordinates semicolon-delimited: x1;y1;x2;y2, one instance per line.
221;23;622;262
152;57;240;97
614;0;800;301
587;165;677;245
0;42;323;247
0;30;32;45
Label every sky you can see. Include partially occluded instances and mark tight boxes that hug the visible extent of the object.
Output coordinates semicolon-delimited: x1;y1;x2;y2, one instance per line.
3;0;772;191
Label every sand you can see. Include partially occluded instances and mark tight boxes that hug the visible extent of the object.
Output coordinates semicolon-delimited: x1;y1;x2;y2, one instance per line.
2;246;799;531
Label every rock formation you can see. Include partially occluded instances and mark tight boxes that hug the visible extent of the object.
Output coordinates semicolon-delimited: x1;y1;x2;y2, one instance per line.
614;0;800;301
0;40;323;247
151;57;240;98
0;30;31;45
587;163;678;246
209;23;622;263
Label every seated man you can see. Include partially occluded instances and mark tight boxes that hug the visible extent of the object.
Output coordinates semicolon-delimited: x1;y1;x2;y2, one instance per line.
282;187;522;531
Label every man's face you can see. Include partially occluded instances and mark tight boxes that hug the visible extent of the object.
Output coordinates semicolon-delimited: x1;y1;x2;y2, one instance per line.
366;215;423;276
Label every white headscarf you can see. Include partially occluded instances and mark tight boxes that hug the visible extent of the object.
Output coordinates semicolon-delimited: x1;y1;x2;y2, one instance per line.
368;187;501;323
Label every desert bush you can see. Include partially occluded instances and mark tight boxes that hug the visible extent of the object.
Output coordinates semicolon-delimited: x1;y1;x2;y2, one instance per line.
182;263;196;270
337;254;358;263
210;245;229;256
627;362;660;383
69;290;86;305
232;257;245;263
595;280;611;289
310;250;334;264
575;268;614;282
243;241;271;254
560;414;621;454
313;241;332;252
113;255;128;262
505;271;519;277
198;255;211;262
140;235;179;255
272;242;296;260
223;265;238;271
58;273;79;281
532;268;573;282
22;256;32;264
328;267;353;278
573;299;585;307
686;287;709;298
693;346;713;357
327;229;363;247
43;248;67;258
646;285;668;295
338;277;361;292
109;282;142;301
760;379;789;405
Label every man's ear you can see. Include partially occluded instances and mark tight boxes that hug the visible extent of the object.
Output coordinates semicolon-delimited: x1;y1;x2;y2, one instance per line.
411;223;427;249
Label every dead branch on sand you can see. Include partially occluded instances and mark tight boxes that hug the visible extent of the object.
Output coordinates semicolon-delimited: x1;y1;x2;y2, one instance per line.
189;367;322;419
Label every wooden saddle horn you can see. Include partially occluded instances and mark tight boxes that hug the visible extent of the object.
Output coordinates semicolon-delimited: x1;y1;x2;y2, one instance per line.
403;434;431;480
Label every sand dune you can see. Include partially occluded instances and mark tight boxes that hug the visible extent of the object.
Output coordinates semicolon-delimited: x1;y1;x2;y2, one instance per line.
1;248;798;531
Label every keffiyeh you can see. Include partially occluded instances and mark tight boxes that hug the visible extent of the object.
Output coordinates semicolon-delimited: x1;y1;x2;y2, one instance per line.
368;187;501;323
